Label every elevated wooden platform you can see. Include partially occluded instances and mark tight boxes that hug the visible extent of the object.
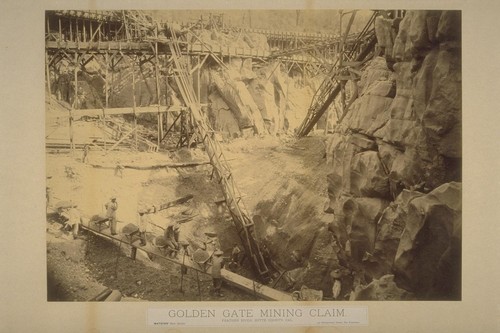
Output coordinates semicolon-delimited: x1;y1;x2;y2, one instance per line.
46;40;156;53
71;105;186;120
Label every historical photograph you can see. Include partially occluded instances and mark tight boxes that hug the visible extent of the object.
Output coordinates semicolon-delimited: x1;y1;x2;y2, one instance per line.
45;9;462;302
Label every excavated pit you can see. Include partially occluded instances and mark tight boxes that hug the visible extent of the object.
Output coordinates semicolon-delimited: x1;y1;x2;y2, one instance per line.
47;137;327;300
46;10;462;301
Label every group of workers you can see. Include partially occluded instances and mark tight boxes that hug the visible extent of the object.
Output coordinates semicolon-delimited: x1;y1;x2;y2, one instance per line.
54;193;243;298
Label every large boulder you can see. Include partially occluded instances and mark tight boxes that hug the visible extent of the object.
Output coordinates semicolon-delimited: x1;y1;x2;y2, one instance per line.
392;11;413;61
254;179;325;269
413;48;439;121
344;93;393;137
207;92;241;137
408;11;441;51
370;190;425;277
338;197;389;262
211;70;265;134
350;151;390;198
436;11;461;42
393;182;461;299
375;17;396;57
247;75;281;135
351;274;414;300
389;147;425;190
423;43;462;158
301;226;341;296
326;133;379;199
358;57;393;95
380;61;421;146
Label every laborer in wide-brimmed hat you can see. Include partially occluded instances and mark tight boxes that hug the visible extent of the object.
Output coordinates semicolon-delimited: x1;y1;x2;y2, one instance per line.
211;249;225;297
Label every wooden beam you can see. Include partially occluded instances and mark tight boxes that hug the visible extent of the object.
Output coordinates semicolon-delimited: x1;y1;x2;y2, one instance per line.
90;21;103;41
70;53;78;154
154;26;162;147
104;126;137;153
69;18;72;42
104;52;108;152
72;106;185;120
132;56;138;149
189;53;209;74
45;51;52;103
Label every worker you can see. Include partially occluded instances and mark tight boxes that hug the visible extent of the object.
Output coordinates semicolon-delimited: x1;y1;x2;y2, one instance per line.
205;236;220;253
137;209;150;246
105;197;118;235
211;250;225;297
173;221;181;243
231;243;241;264
331;269;343;300
46;176;52;212
164;223;179;257
61;205;81;240
46;186;51;212
114;161;124;178
82;144;90;164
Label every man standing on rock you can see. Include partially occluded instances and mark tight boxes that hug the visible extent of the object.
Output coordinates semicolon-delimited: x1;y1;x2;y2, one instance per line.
105;197;118;235
211;250;225;297
114;161;124;178
82;144;90;164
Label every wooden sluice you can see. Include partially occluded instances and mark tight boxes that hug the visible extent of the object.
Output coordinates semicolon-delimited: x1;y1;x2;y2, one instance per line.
79;219;293;301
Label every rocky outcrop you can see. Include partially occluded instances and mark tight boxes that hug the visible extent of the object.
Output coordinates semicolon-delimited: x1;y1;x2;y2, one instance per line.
247;72;282;135
393;182;461;299
211;70;261;132
320;10;461;300
210;59;318;136
351;274;414;300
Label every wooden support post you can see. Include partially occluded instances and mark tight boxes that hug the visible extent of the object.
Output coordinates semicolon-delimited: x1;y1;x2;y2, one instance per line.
196;271;202;299
58;17;62;41
130;246;137;260
45;51;52;104
69;18;73;42
110;56;115;106
197;55;201;102
105;54;109;108
104;53;109;152
105;126;137;153
180;250;187;293
90;20;93;42
165;63;169;137
83;19;86;43
154;28;162;148
132;56;138;150
70;53;78;155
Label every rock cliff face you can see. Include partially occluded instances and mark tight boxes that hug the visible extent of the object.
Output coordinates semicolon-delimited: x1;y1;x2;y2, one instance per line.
208;60;320;136
321;10;461;300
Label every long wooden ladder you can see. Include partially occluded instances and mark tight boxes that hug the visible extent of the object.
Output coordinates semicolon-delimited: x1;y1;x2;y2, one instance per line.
296;12;379;137
166;29;271;283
